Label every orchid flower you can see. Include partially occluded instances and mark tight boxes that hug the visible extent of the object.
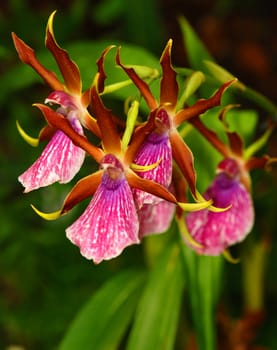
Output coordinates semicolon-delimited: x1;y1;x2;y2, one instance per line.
31;48;215;263
12;12;100;192
116;40;233;236
182;106;275;255
116;40;234;201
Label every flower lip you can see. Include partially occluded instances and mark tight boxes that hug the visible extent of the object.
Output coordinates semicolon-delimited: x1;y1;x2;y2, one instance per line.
217;158;240;179
45;91;79;110
154;108;171;134
100;154;124;181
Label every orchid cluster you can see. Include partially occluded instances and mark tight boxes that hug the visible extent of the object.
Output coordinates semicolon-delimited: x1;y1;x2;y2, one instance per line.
14;12;274;264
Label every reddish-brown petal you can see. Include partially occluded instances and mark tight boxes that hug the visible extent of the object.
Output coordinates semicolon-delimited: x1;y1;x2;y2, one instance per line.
218;105;244;157
173;80;235;127
45;12;81;94
227;132;244;157
62;170;103;213
38;124;56;141
90;83;121;154
170;129;197;197
116;48;157;110
12;32;63;91
245;155;270;171
96;45;115;94
81;109;101;138
159;39;178;110
189;116;231;158
35;104;104;162
126;170;177;204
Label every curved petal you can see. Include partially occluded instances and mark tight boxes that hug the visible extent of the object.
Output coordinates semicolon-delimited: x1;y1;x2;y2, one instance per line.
18;129;85;192
170;129;197;197
12;32;63;91
185;173;254;255
96;45;115;93
90;83;121;154
126;170;177;205
62;171;103;214
138;200;175;238
132;132;172;207
218;105;244;157
173;80;235;127
16;120;39;147
45;11;81;94
189;116;231;158
35;104;104;162
116;48;157;110
66;174;139;264
159;39;178;110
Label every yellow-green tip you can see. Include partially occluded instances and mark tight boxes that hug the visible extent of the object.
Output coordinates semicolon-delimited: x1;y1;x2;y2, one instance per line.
16;121;39;147
176;216;203;249
222;249;240;264
31;204;61;220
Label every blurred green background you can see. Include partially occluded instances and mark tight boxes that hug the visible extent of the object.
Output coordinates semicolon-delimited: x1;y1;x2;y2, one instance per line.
0;0;276;349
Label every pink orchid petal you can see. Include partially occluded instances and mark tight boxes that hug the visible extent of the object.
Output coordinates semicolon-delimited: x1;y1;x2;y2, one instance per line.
185;173;254;255
18;120;85;192
66;173;139;263
132;132;172;208
138;200;176;238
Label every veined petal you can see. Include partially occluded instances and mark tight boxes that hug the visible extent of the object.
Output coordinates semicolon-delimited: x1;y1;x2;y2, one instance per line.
159;39;179;110
11;32;63;91
18;126;85;192
45;11;81;94
35;104;104;162
132;131;172;207
185;172;254;255
66;173;139;264
138;200;175;238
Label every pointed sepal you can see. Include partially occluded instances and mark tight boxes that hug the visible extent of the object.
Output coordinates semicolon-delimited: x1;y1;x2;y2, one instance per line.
31;204;62;220
16;120;39;147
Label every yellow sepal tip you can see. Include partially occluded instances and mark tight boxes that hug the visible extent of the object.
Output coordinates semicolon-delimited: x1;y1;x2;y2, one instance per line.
222;249;240;264
31;204;61;221
176;216;203;249
195;190;232;213
130;158;162;173
16;121;39;147
177;199;213;212
208;203;232;213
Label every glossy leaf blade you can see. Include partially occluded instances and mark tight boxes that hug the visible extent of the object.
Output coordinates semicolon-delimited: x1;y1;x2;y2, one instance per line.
126;241;185;350
58;269;145;350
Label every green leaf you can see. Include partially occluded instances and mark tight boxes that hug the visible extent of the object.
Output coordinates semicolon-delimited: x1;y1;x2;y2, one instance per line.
127;239;185;350
181;244;224;350
178;16;214;73
58;269;145;350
